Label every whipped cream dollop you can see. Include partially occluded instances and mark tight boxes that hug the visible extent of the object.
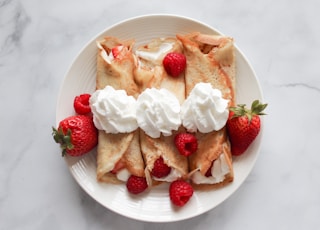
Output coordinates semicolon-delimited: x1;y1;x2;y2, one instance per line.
191;153;230;184
181;82;229;133
136;88;181;138
90;85;138;133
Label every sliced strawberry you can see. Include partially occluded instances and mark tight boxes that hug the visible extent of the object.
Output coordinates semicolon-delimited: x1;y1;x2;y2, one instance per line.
111;45;123;58
111;159;126;174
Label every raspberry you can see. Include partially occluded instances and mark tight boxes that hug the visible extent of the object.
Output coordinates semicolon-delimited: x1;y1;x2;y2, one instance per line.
169;180;194;207
73;94;91;115
174;133;198;156
126;175;148;194
163;52;186;77
151;157;171;178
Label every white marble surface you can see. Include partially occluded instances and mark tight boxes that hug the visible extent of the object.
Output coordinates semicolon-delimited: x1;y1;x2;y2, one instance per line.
1;0;319;229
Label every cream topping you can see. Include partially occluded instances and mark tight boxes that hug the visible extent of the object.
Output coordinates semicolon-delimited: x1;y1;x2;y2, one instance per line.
135;42;173;62
136;88;181;138
89;85;138;133
116;169;131;182
181;82;229;133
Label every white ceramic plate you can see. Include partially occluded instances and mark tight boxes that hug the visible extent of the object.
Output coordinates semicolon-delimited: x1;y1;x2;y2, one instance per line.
56;14;263;222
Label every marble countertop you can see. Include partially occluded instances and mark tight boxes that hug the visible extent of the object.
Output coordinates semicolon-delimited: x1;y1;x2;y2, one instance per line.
1;0;319;229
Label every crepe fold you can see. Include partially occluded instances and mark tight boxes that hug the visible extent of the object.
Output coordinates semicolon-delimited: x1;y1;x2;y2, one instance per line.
95;36;145;183
177;32;235;188
135;37;188;185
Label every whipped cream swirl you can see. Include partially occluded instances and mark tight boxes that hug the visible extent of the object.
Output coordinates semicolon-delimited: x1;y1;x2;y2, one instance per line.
181;82;229;133
89;85;138;133
136;88;181;138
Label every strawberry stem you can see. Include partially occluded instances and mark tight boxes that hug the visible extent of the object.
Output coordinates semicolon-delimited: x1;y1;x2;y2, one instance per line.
230;100;267;122
52;127;74;156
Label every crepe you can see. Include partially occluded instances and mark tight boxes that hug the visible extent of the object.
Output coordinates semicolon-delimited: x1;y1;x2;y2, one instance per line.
134;37;188;185
177;32;235;188
134;37;185;104
95;36;145;183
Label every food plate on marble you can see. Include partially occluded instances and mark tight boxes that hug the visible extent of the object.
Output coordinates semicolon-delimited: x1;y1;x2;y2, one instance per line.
55;14;263;222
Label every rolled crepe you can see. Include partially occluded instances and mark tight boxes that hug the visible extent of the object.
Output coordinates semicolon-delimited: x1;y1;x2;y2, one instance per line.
177;32;235;188
95;36;145;183
134;37;188;185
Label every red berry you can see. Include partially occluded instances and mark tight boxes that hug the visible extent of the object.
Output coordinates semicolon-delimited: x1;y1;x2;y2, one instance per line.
169;180;193;207
126;175;148;194
227;100;267;156
151;157;171;178
174;133;198;156
73;94;91;115
52;115;98;157
163;52;186;77
111;159;125;174
205;161;214;177
111;45;123;58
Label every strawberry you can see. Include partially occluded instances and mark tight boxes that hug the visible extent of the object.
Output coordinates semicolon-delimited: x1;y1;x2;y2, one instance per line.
163;52;186;77
174;133;198;156
151;157;171;178
73;94;91;115
111;45;123;58
226;100;267;156
111;159;126;174
169;180;193;207
52;115;98;157
126;175;148;194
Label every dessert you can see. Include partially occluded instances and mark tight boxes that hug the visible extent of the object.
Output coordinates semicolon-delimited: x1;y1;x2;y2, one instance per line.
52;30;267;207
92;37;146;185
177;32;235;188
135;37;189;185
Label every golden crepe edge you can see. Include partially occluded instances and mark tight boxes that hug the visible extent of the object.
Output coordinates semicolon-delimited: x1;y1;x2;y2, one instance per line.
177;32;236;189
95;36;145;184
135;37;189;185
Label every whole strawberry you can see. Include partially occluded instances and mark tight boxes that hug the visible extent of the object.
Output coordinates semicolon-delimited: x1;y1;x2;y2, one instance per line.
163;52;186;77
52;115;98;157
227;100;267;156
